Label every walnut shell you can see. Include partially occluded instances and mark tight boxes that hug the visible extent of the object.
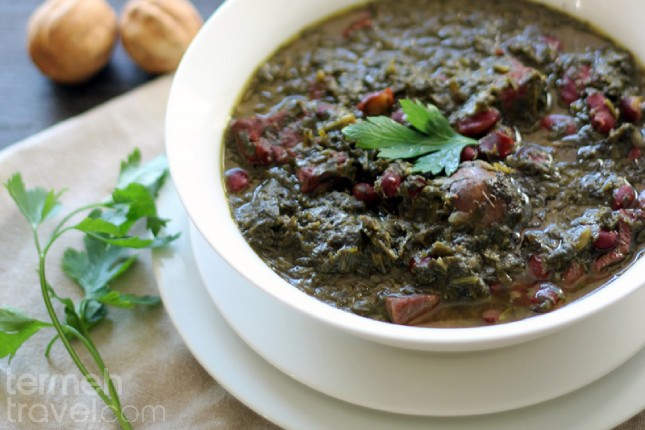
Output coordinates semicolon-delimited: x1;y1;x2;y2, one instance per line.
119;0;203;74
27;0;118;84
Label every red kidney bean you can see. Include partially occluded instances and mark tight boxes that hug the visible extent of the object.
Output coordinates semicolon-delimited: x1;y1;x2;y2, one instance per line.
357;88;394;116
456;108;501;138
531;284;565;313
593;219;632;273
482;309;501;324
540;114;578;136
460;145;478;162
528;254;551;281
628;148;642;160
380;170;402;198
619;95;643;123
611;184;636;210
488;282;504;296
224;167;251;193
408;255;432;271
587;92;617;134
593;229;618;250
478;129;515;159
352;182;379;205
560;64;592;105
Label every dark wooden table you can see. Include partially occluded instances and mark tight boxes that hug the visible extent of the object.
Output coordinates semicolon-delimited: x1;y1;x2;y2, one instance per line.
0;0;224;149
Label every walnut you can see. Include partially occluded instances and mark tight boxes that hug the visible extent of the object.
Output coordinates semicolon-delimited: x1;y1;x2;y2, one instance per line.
119;0;203;74
27;0;118;84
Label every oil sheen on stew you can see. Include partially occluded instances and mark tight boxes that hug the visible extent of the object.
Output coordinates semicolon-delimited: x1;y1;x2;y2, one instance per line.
223;0;645;327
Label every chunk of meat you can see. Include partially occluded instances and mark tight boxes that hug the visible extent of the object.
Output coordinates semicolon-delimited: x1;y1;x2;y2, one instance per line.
385;294;440;325
497;60;547;125
478;128;516;160
230;109;300;165
357;88;394;116
559;64;592;105
456;108;501;138
561;261;586;289
448;163;507;226
540;114;578;137
297;151;352;194
592;219;632;272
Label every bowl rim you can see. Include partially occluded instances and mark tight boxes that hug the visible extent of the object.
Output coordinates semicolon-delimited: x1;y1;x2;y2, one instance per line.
165;0;645;352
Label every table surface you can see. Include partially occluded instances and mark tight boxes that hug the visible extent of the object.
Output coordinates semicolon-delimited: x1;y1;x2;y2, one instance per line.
0;0;224;150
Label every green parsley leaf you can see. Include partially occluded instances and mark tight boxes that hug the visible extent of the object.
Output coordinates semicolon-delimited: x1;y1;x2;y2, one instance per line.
75;179;175;245
112;182;167;236
63;235;137;298
75;215;125;237
117;149;169;197
96;234;179;249
342;116;425;150
74;299;106;329
0;307;51;362
98;291;160;308
62;236;136;325
4;174;64;228
412;143;465;176
342;99;478;176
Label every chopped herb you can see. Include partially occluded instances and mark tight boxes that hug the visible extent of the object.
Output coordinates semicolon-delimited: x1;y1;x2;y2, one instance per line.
342;99;478;176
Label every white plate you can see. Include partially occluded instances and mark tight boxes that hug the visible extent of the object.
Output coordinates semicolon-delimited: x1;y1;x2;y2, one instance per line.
153;183;645;428
187;195;645;416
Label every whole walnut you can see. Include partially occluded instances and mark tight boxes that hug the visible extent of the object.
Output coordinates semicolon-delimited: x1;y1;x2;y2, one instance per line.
27;0;118;84
119;0;203;74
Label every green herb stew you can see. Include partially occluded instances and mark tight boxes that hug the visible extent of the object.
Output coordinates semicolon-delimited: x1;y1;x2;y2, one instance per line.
223;0;645;327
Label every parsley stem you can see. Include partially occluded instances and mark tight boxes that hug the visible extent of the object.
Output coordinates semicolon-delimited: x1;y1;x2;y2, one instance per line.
44;334;59;358
64;325;128;425
35;229;132;430
45;203;105;254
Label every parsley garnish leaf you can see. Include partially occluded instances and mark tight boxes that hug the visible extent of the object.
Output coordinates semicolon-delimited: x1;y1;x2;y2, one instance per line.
342;99;478;176
117;149;169;196
342;115;424;149
0;307;52;362
5;174;64;227
62;236;137;299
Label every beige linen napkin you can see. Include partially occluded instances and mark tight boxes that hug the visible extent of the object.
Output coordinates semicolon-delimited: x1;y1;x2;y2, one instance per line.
0;76;276;429
0;74;643;430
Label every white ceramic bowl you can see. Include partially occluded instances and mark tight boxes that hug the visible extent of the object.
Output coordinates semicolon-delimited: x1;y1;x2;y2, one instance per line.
165;0;645;415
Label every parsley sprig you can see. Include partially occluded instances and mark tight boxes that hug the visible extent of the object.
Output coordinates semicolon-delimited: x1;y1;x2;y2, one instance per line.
2;149;178;429
342;99;477;176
